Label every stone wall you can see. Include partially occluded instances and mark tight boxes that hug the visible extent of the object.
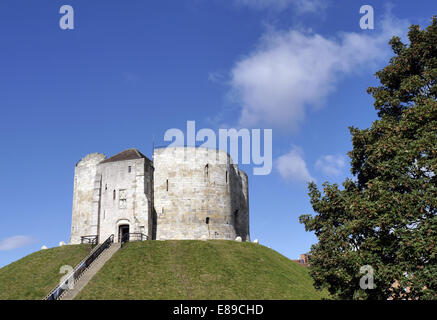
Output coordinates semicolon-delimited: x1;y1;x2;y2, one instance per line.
97;158;153;242
153;147;249;241
230;166;250;241
69;153;106;244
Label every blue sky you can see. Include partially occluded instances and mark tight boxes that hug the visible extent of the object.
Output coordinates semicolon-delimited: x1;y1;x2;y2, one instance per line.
0;0;435;267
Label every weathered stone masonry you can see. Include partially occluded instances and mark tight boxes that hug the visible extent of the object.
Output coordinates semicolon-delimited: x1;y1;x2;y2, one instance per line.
69;147;249;243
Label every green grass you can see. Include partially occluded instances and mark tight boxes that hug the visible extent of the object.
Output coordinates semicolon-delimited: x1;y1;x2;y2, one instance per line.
0;244;91;300
76;240;328;300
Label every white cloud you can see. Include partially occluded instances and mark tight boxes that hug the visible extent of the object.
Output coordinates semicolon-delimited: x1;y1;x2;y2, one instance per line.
0;235;35;251
235;0;326;13
229;12;409;130
315;154;346;176
275;146;314;182
208;71;226;84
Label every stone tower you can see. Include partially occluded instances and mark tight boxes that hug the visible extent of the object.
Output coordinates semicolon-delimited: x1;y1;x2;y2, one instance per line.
96;149;154;243
153;147;249;241
69;147;249;244
70;152;106;244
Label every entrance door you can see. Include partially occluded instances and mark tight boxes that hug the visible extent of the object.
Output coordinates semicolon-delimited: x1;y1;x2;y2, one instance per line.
119;224;129;243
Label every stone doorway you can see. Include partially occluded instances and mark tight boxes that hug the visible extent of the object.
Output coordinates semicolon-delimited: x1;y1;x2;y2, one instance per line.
118;224;129;243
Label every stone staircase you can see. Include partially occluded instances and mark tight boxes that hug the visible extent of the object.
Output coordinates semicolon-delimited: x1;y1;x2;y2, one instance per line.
59;242;121;300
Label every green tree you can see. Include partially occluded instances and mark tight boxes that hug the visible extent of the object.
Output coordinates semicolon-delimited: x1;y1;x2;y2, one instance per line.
300;17;437;300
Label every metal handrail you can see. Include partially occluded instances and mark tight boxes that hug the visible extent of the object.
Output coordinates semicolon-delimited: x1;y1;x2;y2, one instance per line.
43;234;114;300
80;235;99;247
121;233;149;248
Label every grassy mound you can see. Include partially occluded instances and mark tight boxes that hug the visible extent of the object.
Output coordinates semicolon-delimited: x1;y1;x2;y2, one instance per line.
0;244;91;300
76;240;328;300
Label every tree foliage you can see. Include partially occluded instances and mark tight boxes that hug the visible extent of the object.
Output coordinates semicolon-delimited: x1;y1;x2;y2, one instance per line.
300;17;437;300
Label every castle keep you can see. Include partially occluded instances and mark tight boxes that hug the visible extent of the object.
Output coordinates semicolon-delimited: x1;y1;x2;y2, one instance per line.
69;147;249;244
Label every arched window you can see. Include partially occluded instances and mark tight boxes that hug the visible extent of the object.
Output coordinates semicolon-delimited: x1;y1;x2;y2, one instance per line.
206;217;210;224
166;179;169;192
113;190;116;200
